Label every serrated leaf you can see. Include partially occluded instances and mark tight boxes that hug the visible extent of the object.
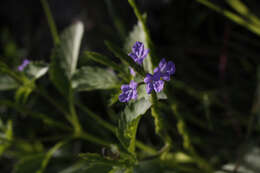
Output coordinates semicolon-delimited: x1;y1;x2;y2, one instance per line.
117;98;151;154
49;21;84;97
0;74;19;90
72;66;119;91
79;153;128;167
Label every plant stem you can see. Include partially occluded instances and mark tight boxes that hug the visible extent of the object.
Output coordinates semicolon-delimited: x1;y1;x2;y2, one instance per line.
79;131;111;147
40;0;60;45
68;90;82;136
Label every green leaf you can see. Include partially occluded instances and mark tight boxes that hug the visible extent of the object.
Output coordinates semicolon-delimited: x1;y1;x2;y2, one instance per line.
13;154;45;173
49;21;84;97
79;153;129;167
72;66;119;91
117;98;151;154
36;141;66;173
15;83;34;104
59;21;84;78
0;74;19;90
196;0;260;36
23;61;48;80
109;167;133;173
0;120;13;156
105;41;146;77
58;161;112;173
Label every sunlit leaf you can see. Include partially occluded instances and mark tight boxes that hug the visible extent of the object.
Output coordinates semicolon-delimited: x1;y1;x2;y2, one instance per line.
72;66;119;91
23;62;48;80
0;74;18;90
49;21;84;97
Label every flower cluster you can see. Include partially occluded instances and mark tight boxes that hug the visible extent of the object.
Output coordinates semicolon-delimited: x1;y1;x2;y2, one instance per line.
119;41;175;102
18;59;30;71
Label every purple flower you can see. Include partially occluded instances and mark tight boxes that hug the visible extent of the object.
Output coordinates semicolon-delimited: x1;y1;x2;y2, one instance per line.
154;58;175;81
119;80;138;102
144;72;164;94
128;41;149;65
129;67;136;76
18;59;30;71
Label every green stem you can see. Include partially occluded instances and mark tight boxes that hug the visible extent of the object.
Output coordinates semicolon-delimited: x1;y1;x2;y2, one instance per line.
79;132;111;147
151;93;172;145
68;91;82;136
136;141;157;155
40;0;60;45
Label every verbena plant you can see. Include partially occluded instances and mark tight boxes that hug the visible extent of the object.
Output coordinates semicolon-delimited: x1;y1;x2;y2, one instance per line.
1;0;260;173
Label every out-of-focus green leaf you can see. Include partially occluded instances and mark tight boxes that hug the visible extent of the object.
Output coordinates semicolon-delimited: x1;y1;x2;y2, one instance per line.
49;21;84;97
196;0;260;36
72;66;119;91
12;154;45;173
0;60;23;84
15;84;34;104
0;120;13;156
0;74;19;90
117;98;151;154
216;146;260;173
23;62;48;80
109;167;133;173
226;0;248;16
36;141;66;173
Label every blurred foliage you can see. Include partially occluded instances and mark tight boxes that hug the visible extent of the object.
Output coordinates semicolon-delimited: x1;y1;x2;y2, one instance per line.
1;0;260;173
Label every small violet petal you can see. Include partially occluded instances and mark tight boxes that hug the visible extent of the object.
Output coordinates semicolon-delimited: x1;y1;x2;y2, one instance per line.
18;59;30;71
119;80;138;102
153;80;164;93
129;67;136;76
129;41;149;65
